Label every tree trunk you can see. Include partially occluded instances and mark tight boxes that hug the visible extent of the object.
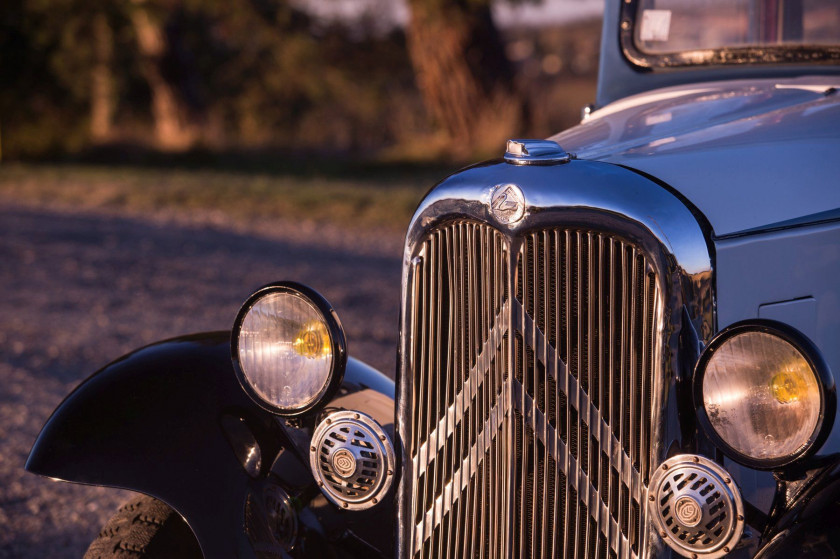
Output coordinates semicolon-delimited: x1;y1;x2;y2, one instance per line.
90;12;114;143
130;0;195;150
406;0;524;157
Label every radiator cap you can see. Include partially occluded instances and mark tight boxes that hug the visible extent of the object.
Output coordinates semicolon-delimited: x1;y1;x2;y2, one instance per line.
504;139;570;165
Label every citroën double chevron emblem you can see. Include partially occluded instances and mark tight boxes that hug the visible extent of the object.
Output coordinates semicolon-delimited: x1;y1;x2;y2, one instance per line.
490;183;525;224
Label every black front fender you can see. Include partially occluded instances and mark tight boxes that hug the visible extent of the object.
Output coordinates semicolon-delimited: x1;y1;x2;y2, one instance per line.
756;458;840;558
26;332;395;558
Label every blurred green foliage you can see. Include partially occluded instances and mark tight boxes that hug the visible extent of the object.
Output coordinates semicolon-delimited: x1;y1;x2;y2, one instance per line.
0;0;599;162
0;0;425;159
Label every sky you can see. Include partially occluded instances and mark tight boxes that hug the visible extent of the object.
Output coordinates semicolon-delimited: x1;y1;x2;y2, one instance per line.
293;0;604;35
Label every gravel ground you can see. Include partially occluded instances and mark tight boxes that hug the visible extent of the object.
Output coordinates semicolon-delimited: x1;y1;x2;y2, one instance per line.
0;203;404;558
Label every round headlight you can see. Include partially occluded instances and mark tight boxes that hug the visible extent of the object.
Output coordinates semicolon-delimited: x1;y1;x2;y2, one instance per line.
232;282;347;415
695;320;834;469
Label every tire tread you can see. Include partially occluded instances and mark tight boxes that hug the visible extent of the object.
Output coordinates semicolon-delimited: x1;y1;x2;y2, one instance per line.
84;495;202;559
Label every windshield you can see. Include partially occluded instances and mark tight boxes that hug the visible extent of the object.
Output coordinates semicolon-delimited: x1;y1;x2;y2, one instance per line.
629;0;840;62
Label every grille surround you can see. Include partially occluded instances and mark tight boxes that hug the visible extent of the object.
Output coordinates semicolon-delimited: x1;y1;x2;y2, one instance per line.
396;161;715;559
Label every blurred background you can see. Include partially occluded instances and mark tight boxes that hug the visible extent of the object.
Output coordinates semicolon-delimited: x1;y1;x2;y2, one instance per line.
0;0;601;160
0;0;601;556
0;0;603;231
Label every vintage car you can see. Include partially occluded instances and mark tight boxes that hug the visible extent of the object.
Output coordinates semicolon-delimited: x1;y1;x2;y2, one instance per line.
25;0;840;558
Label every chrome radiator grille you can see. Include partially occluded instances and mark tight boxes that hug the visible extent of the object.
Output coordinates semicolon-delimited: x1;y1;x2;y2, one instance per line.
405;221;662;559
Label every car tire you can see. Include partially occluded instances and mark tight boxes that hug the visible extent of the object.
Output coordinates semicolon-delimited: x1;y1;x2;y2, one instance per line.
84;495;203;558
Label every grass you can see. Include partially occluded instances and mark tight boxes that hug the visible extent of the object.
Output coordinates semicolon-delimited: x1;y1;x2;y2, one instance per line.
0;160;461;231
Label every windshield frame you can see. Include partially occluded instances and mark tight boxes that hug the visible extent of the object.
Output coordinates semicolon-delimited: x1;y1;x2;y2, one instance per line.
619;0;840;69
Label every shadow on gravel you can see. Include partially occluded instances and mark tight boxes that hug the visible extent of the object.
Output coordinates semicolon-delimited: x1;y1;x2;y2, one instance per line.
0;204;401;558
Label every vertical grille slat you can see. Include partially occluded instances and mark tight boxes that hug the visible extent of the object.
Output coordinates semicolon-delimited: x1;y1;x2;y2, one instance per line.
540;231;551;559
562;230;574;559
407;221;661;559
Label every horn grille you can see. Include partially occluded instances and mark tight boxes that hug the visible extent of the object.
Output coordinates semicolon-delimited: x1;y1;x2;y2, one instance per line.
310;410;395;510
649;455;744;558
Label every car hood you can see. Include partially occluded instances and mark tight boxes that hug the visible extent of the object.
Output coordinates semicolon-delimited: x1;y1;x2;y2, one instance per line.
551;76;840;238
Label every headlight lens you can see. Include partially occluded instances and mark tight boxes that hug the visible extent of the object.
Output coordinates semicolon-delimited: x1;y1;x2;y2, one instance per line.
696;321;833;468
233;283;346;415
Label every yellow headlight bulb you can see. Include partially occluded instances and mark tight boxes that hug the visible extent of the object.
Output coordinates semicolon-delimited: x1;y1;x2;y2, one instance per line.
769;357;815;405
293;321;331;359
770;371;803;404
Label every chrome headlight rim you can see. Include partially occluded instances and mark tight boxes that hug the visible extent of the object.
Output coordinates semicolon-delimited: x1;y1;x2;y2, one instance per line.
231;281;347;416
693;319;835;470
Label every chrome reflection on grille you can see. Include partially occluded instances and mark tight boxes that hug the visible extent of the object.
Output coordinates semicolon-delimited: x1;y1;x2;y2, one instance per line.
408;221;510;559
405;221;662;559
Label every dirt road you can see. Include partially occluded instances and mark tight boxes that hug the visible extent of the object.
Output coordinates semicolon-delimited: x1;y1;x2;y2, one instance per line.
0;204;403;557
